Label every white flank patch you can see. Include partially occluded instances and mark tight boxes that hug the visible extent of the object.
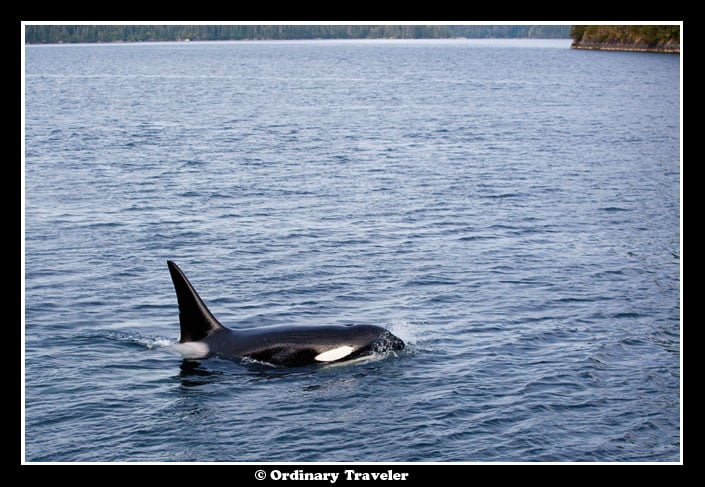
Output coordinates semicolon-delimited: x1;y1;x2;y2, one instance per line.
315;345;354;362
173;341;210;359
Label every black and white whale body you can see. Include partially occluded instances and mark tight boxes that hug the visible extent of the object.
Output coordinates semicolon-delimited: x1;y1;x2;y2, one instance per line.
167;261;405;367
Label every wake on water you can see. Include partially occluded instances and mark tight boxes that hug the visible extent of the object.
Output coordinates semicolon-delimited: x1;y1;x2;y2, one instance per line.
76;330;175;350
387;317;424;348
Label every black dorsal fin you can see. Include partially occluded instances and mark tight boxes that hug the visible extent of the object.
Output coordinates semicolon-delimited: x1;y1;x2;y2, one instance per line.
167;261;225;343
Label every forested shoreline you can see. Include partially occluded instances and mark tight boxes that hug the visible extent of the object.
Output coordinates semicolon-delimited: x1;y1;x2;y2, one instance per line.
25;25;571;44
570;25;680;53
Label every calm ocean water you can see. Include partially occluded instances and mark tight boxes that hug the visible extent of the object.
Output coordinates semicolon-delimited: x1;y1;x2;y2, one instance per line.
23;39;680;462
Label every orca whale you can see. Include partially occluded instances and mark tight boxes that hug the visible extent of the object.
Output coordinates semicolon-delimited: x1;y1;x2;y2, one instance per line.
167;261;405;367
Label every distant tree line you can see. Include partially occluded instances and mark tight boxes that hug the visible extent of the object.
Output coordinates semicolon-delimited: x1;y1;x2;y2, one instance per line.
571;25;680;49
24;25;571;44
448;25;571;39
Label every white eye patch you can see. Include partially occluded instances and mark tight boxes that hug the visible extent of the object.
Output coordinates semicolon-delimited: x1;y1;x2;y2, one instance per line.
315;346;354;362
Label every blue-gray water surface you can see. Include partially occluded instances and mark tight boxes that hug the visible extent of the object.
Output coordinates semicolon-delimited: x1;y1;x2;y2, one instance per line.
24;39;680;462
